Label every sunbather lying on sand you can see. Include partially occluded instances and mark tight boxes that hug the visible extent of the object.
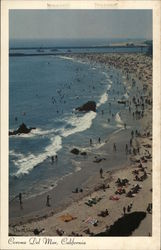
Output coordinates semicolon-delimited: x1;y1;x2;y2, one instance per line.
98;209;109;217
115;187;126;195
116;178;129;187
110;195;120;200
134;172;147;181
126;184;142;197
56;228;64;236
71;231;83;236
85;197;102;207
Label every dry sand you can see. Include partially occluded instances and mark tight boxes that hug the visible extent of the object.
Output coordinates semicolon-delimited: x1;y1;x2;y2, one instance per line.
9;53;152;237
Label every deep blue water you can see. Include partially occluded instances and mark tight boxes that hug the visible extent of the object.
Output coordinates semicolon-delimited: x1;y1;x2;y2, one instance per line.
9;41;135;199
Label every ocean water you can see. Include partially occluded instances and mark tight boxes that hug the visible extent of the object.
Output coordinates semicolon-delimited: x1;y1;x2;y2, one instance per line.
9;41;133;200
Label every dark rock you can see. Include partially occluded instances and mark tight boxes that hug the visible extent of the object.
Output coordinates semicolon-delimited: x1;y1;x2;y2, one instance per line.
70;148;80;155
118;100;126;104
93;157;106;163
76;101;96;112
94;158;103;163
9;123;36;136
94;211;146;236
80;152;87;156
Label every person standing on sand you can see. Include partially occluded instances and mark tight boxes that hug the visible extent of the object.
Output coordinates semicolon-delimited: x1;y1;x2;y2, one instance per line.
113;143;116;152
90;138;92;146
19;193;22;205
98;137;101;144
127;205;131;212
51;156;54;163
130;201;133;209
46;195;51;207
100;168;103;178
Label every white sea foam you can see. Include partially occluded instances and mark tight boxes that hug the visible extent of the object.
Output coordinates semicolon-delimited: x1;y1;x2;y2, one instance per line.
123;92;129;99
102;72;109;77
93;142;106;150
9;127;57;138
115;112;124;128
108;80;113;84
97;93;108;108
31;128;56;136
58;55;75;61
62;111;97;138
102;123;113;129
71;160;82;172
97;84;111;108
107;84;112;90
9;132;35;138
13;135;62;176
75;166;81;172
9;150;24;158
112;127;124;135
10;111;97;176
58;56;88;65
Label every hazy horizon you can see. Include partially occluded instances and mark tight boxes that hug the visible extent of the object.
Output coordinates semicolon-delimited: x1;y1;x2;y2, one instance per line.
9;10;152;41
10;37;150;41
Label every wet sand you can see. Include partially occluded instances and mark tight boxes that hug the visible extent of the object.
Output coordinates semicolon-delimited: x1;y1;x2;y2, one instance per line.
9;53;152;236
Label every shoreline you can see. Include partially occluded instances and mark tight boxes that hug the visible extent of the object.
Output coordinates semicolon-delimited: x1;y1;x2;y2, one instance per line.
9;52;152;236
9;127;131;224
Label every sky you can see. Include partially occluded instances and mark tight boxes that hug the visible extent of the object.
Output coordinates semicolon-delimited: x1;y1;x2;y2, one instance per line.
9;10;152;40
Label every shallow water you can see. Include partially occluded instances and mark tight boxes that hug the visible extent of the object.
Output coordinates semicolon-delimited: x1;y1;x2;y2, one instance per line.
9;51;129;199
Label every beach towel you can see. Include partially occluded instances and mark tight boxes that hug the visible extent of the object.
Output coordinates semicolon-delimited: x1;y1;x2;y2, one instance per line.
59;214;77;222
85;197;102;206
84;217;98;225
109;195;120;200
84;217;92;223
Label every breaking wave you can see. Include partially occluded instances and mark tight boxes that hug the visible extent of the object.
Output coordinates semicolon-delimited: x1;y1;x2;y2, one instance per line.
11;135;62;177
62;111;97;137
115;112;124;128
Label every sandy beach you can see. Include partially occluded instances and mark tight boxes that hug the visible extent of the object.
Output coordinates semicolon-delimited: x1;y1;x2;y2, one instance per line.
9;53;152;236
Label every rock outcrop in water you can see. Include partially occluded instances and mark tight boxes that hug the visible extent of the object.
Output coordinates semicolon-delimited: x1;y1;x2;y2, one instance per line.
70;148;80;155
76;101;96;112
70;148;87;156
9;123;36;136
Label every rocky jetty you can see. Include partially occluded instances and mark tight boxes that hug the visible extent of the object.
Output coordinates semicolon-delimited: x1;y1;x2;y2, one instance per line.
76;101;96;112
9;123;36;136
